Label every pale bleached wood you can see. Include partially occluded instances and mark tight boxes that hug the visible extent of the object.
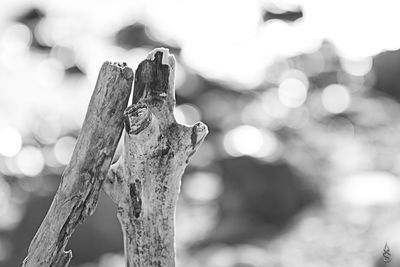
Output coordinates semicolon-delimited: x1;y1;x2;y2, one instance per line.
23;62;133;267
103;48;208;267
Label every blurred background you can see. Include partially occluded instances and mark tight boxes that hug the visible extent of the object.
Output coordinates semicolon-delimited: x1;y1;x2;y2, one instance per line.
1;0;400;266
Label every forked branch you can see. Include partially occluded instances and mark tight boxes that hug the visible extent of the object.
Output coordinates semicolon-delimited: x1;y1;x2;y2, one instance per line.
103;48;208;267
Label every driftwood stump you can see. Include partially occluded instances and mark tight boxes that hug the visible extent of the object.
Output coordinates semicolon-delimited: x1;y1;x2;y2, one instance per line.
103;48;208;266
23;48;208;267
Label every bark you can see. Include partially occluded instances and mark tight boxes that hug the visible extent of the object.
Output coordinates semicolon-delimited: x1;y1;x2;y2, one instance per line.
103;48;208;267
23;62;133;267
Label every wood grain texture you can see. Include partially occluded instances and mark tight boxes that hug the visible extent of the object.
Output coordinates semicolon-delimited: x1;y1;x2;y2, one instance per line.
103;48;208;267
23;62;133;267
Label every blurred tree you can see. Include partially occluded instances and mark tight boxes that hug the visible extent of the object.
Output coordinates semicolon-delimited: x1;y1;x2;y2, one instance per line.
195;157;318;246
15;7;51;51
114;23;181;55
373;49;400;101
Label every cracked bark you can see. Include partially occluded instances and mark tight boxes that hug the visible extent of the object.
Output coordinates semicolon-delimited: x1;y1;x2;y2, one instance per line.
23;62;133;267
103;48;208;267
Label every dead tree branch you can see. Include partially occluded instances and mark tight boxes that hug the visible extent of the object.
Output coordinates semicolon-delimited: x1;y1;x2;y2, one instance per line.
103;48;208;267
23;62;133;267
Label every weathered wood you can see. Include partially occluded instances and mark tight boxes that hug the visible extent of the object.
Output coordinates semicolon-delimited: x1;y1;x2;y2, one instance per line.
103;48;208;267
23;62;133;267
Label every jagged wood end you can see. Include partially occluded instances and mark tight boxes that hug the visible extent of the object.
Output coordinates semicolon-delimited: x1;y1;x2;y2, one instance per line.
103;48;208;267
53;250;72;267
22;61;133;267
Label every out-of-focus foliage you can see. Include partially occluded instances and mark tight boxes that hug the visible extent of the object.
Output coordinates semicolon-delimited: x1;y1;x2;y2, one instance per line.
1;1;400;267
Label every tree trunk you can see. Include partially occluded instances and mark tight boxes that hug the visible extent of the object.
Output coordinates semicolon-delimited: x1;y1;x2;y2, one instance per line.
23;62;133;267
103;48;208;267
